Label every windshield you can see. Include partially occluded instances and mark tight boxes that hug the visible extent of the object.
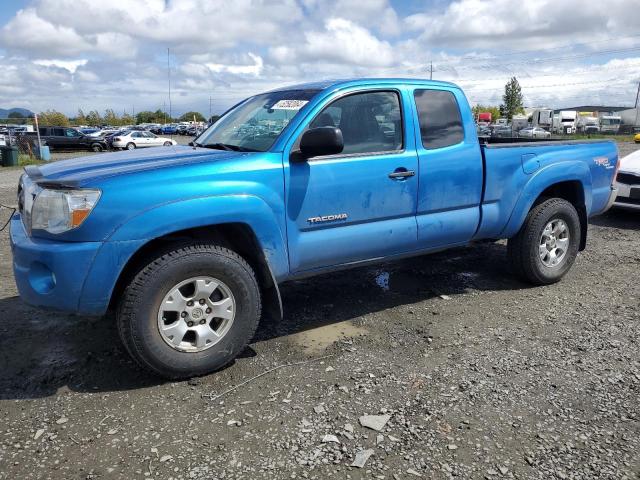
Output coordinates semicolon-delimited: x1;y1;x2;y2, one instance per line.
196;89;320;152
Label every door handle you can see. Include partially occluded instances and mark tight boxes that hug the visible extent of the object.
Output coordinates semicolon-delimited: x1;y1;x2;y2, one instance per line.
388;169;415;179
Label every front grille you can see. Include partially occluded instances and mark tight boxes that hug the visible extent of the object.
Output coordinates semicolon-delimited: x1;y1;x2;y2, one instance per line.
615;196;640;206
617;172;640;185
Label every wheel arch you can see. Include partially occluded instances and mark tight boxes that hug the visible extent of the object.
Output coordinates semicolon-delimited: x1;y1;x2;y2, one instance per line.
108;222;283;321
501;161;591;250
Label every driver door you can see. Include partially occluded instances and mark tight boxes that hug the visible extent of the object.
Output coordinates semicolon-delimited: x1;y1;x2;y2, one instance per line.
284;88;419;273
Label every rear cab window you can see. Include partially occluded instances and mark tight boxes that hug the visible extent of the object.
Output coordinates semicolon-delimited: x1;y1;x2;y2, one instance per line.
414;89;464;149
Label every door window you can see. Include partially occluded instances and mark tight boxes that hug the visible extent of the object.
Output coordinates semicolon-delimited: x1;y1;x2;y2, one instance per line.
65;128;81;137
53;128;65;136
308;91;403;156
414;90;464;149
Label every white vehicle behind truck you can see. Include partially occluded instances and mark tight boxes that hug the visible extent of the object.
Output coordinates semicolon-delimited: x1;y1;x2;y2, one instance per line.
577;114;600;134
600;115;622;134
558;111;578;134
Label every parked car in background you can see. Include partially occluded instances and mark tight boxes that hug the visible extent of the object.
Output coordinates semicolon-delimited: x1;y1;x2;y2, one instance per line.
519;127;551;139
29;126;108;151
161;124;178;135
614;149;640;210
187;124;207;136
79;127;100;135
492;125;513;138
111;130;177;149
88;128;119;138
634;133;640;144
103;129;129;149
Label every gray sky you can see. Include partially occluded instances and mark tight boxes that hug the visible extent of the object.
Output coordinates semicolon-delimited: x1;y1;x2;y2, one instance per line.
1;0;639;116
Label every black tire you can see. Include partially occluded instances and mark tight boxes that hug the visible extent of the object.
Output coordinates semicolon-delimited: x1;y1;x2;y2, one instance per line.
507;198;581;285
91;143;103;152
126;142;136;150
163;141;172;146
117;243;261;379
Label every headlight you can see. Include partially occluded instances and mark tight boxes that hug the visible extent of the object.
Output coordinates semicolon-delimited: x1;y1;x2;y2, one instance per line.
31;189;101;234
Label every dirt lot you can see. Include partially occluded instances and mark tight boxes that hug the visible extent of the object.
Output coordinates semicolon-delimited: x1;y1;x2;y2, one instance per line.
0;144;639;480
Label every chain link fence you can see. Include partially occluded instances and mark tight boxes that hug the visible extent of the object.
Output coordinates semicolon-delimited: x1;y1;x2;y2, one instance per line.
0;119;44;163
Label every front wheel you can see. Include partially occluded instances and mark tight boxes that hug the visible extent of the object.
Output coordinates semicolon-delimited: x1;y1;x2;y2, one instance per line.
508;198;581;285
117;243;261;379
91;143;103;152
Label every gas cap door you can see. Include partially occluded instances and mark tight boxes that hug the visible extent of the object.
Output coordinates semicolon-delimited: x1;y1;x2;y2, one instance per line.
521;153;540;174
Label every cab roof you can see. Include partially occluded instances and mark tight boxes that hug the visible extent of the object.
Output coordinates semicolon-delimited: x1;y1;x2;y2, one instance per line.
269;78;460;93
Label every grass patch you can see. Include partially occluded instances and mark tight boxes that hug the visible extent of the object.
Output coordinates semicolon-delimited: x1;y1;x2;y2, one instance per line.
563;134;635;143
18;154;44;167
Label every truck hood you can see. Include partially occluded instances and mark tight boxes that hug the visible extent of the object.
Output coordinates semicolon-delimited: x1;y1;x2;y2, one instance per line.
30;146;247;185
620;149;640;175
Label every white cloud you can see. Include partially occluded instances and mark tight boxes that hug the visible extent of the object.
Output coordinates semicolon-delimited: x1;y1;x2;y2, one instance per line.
206;53;264;76
405;0;640;49
33;59;88;73
271;18;395;68
0;0;639;114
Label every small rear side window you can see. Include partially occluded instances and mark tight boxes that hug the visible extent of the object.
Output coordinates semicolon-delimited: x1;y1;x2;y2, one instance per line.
414;89;464;149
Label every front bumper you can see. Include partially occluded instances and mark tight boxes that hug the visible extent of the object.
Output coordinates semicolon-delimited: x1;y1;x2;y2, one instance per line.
613;182;640;210
10;214;103;313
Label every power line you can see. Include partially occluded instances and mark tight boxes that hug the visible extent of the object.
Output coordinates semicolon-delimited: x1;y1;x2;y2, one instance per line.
433;33;640;66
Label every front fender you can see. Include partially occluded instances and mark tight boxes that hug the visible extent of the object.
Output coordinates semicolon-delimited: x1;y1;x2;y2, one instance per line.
500;161;592;239
107;194;289;279
78;195;288;315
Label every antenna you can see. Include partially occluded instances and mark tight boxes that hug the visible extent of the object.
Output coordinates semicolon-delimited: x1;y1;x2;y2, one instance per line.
429;61;433;80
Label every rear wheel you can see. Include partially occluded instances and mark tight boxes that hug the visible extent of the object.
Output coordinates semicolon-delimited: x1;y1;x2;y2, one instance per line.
126;142;136;150
163;141;172;146
91;143;103;152
508;198;580;285
117;243;261;379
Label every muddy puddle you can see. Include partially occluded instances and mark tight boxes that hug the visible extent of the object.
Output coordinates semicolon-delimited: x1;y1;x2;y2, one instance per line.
287;320;368;353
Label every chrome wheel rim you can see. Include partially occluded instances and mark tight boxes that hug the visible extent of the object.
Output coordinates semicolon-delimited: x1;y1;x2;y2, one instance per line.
157;276;236;353
539;219;570;268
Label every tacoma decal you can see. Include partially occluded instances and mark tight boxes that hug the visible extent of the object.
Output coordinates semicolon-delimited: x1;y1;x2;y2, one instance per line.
307;213;348;224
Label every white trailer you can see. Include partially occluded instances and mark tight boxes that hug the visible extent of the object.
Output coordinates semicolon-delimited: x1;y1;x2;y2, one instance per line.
531;109;553;129
618;108;639;133
576;114;600;134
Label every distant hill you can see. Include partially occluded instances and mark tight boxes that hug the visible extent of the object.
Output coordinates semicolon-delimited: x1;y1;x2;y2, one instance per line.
0;107;34;119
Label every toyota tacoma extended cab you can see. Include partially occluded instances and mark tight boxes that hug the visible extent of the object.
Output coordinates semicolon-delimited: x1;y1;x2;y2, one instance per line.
10;79;619;379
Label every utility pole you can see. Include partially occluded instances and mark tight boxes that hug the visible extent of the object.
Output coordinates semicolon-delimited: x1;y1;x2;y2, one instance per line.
167;48;172;123
429;61;433;80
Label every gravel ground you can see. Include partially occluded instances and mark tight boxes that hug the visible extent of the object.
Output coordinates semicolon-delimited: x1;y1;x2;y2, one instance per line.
0;143;638;480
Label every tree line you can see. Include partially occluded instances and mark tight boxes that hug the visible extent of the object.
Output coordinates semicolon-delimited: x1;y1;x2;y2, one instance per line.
7;109;215;127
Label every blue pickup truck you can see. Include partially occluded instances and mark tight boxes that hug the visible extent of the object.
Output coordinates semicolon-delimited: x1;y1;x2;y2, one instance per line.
10;78;618;379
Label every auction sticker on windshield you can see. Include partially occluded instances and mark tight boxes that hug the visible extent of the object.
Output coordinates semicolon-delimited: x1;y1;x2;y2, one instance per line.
271;100;309;110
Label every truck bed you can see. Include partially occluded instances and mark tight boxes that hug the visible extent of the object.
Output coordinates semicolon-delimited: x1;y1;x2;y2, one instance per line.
474;139;618;241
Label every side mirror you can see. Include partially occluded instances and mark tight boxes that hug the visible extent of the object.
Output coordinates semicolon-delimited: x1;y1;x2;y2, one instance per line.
299;127;343;159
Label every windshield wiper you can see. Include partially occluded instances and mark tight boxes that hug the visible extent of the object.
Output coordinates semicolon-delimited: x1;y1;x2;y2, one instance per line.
202;143;257;152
